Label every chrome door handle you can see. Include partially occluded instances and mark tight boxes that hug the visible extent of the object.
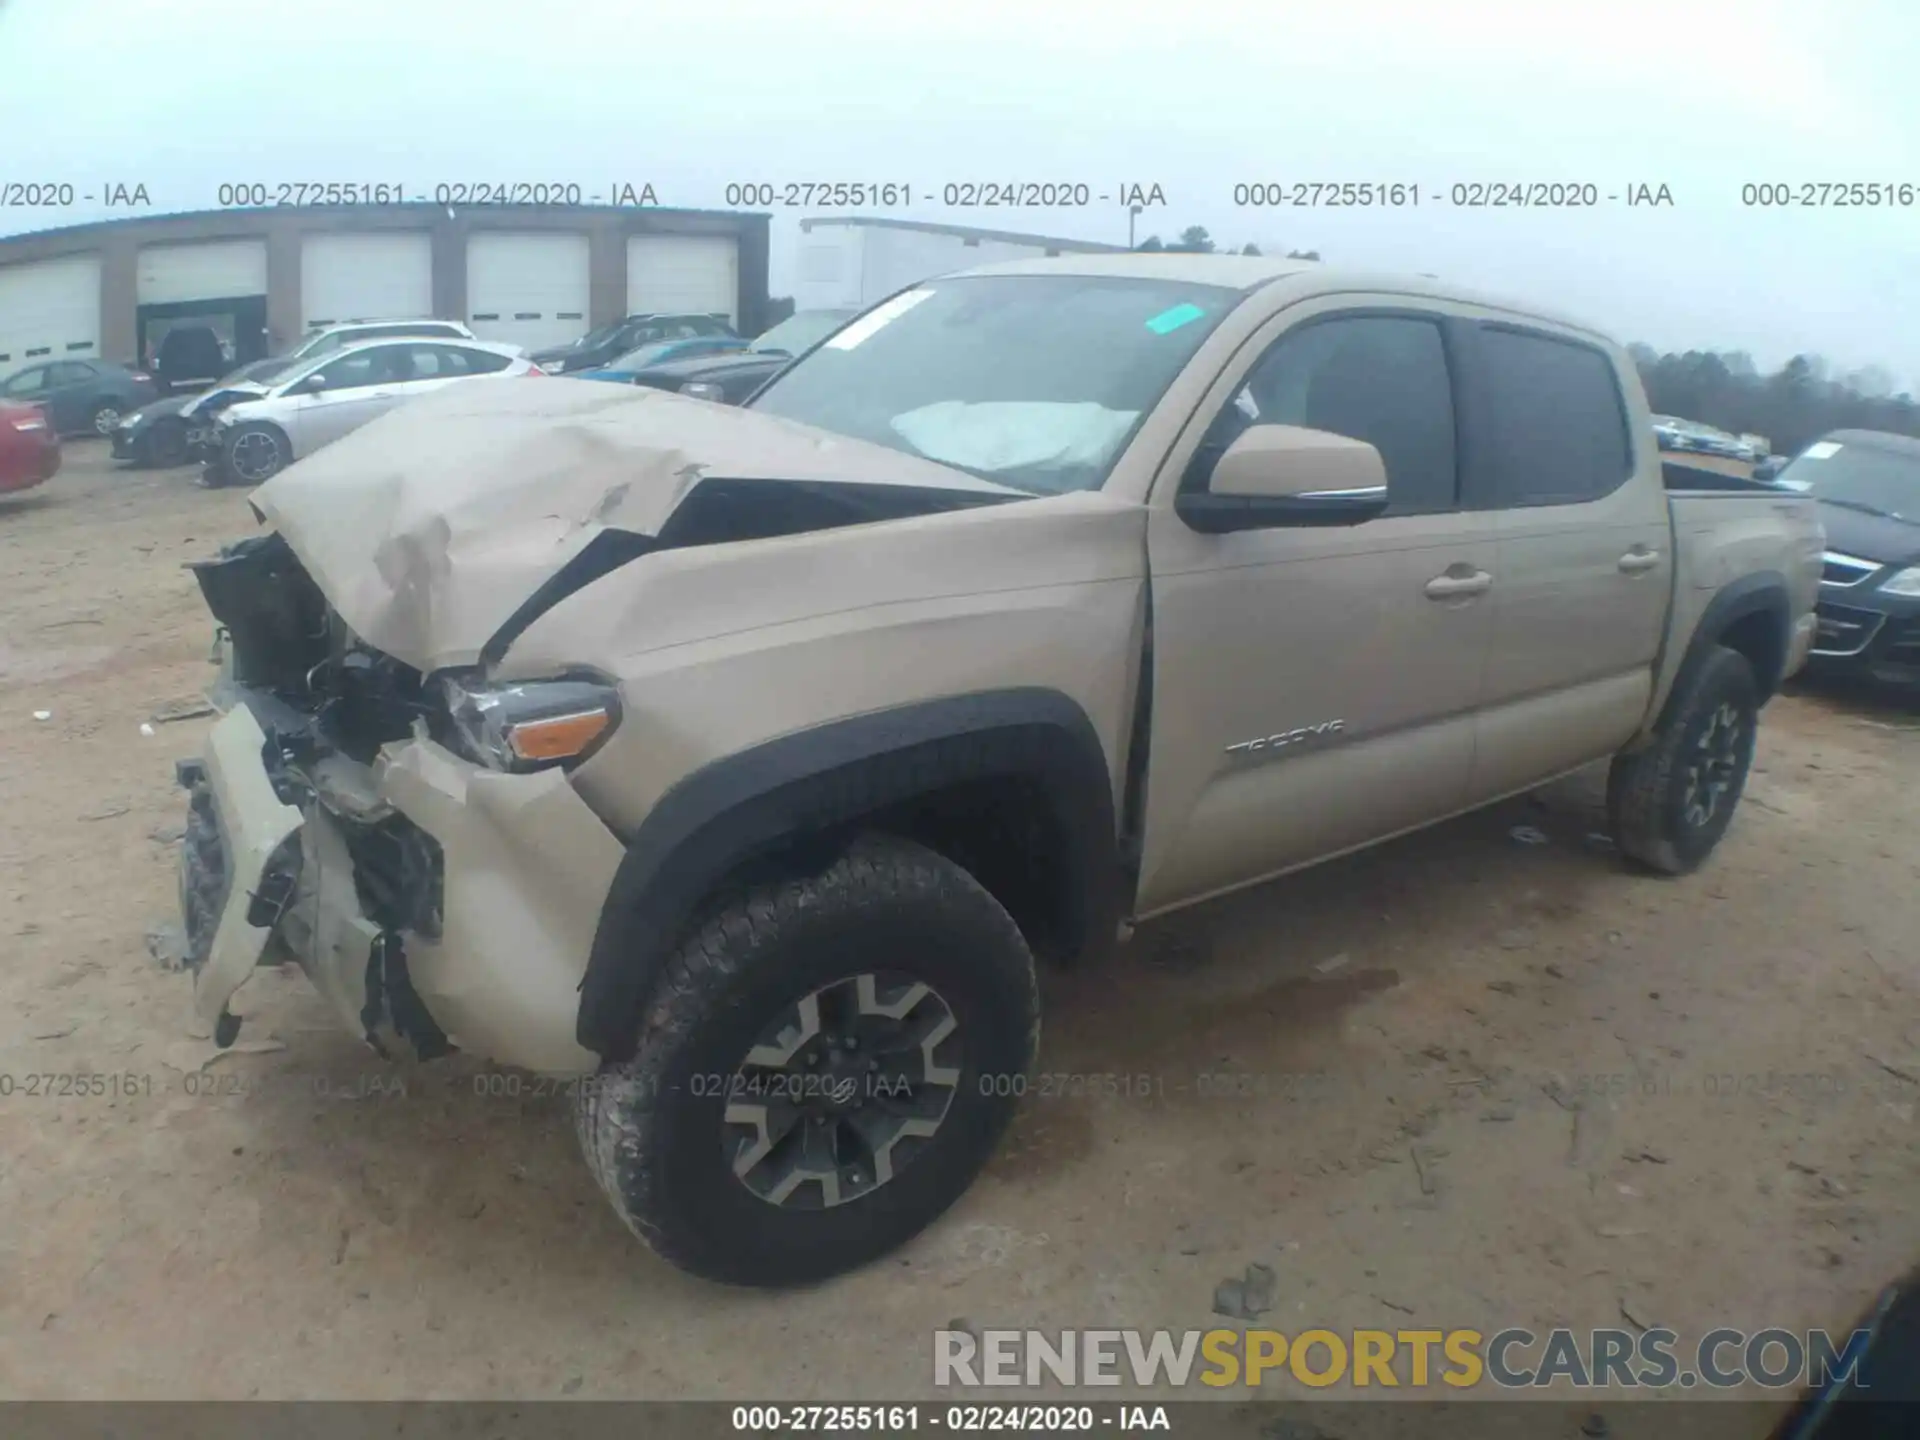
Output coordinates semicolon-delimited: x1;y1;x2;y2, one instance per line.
1618;549;1662;573
1425;570;1493;599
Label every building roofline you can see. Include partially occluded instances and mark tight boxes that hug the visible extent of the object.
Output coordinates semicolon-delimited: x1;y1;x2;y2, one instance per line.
798;213;1128;252
0;202;770;250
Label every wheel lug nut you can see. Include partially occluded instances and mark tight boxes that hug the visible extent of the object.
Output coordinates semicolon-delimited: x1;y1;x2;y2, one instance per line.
843;1037;858;1051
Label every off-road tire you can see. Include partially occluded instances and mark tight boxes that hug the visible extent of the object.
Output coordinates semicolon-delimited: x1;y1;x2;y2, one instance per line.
575;833;1040;1287
1607;643;1759;875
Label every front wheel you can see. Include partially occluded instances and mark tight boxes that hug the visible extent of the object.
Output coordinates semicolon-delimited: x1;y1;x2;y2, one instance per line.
223;422;289;485
575;834;1039;1287
1607;644;1759;875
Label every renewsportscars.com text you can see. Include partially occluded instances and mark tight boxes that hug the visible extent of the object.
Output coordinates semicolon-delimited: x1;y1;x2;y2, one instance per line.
934;1326;1873;1391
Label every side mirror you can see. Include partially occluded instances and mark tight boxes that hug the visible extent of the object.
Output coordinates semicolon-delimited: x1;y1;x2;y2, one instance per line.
291;372;327;394
1176;425;1391;533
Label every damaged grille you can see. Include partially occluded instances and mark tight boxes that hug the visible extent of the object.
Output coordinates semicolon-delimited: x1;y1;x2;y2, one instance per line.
189;532;451;956
189;532;436;762
344;817;446;939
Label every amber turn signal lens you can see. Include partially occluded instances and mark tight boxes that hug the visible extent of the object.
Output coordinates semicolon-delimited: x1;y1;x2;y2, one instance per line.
505;708;612;763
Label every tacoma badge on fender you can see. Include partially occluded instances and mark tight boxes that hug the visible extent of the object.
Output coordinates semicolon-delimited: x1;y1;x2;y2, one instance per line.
1224;719;1347;758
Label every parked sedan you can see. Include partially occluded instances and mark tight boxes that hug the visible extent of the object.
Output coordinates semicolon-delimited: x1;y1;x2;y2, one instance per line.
0;359;157;437
530;313;737;375
0;402;60;494
114;322;480;468
206;338;538;487
593;309;858;404
572;333;750;383
1779;429;1920;687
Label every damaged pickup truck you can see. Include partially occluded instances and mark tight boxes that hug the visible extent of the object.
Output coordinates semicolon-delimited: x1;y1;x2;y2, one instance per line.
176;255;1824;1287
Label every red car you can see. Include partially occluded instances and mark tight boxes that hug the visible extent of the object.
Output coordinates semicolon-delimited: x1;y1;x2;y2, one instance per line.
0;402;60;494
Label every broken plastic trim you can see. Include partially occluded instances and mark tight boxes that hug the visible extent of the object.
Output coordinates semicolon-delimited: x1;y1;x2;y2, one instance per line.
477;476;1026;668
360;929;452;1061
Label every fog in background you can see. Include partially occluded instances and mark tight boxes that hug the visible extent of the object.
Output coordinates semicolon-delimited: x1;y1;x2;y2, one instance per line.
1;0;1915;385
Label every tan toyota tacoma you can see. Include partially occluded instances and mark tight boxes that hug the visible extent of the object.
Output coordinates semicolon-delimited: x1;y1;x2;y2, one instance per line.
174;255;1823;1286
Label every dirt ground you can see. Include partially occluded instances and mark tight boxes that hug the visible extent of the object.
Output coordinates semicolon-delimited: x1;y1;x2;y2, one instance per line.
1;446;1916;1404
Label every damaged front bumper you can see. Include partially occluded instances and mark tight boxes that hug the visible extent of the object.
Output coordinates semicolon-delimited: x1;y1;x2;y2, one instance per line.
177;693;624;1075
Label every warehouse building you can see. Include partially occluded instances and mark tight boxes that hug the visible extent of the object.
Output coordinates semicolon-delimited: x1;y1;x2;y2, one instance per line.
790;216;1126;311
0;204;772;374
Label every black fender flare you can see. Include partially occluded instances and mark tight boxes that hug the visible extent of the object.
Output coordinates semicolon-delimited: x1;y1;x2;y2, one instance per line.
1658;569;1793;722
577;688;1121;1059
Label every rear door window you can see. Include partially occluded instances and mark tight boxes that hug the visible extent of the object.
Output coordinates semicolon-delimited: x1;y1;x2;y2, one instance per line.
447;346;511;374
1475;327;1633;506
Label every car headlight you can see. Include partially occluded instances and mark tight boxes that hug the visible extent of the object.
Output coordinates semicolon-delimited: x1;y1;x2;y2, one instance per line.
440;675;620;771
680;381;725;402
1881;566;1920;598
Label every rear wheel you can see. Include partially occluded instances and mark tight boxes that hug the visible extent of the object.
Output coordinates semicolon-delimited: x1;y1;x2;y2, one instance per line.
1608;644;1759;875
575;834;1039;1287
88;401;124;436
223;423;289;485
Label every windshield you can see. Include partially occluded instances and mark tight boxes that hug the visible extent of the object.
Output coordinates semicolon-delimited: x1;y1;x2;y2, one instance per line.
1774;439;1920;519
572;319;628;351
606;339;688;371
750;310;856;356
749;276;1238;494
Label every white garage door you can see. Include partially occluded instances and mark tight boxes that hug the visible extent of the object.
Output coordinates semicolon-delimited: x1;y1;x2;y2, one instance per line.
466;233;590;351
627;235;738;325
0;253;102;370
137;240;269;304
302;232;434;331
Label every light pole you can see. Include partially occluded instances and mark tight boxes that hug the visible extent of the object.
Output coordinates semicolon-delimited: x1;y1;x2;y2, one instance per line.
1129;204;1143;249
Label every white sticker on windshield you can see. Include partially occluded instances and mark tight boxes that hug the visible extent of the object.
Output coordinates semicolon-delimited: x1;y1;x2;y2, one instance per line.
825;289;935;351
1800;441;1842;460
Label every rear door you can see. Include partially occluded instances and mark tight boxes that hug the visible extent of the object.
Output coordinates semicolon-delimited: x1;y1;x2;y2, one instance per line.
1137;300;1499;914
44;361;105;431
1463;323;1671;799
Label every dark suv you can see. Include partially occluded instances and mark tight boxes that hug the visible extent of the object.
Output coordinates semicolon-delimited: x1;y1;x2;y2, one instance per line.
1780;429;1920;687
530;312;736;375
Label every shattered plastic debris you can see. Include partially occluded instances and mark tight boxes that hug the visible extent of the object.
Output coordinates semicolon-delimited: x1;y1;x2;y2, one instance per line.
138;723;156;737
33;710;52;721
1314;953;1351;974
1508;825;1549;845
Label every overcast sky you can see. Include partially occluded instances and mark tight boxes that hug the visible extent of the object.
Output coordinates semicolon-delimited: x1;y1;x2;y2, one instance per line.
2;0;1916;384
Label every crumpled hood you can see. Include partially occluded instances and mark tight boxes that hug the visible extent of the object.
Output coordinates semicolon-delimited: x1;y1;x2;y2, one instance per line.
248;379;1024;671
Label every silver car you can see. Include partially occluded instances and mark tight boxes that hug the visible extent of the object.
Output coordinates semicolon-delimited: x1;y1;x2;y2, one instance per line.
209;337;538;486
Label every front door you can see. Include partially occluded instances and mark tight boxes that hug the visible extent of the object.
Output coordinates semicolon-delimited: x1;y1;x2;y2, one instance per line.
285;344;414;455
0;365;52;422
1136;303;1500;915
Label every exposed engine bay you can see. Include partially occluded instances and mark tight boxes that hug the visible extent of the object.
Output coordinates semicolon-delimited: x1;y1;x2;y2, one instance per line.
183;532;452;1055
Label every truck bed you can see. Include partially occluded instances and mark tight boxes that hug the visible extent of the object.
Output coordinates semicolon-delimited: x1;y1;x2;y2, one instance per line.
1662;458;1778;493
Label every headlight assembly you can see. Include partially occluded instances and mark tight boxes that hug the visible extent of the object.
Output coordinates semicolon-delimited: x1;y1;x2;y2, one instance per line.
440;675;621;771
1880;566;1920;598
